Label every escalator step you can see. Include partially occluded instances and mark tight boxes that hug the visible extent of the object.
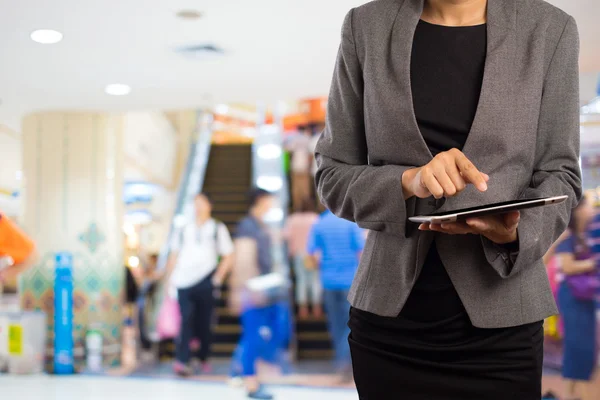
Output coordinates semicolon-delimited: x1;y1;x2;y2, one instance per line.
201;144;252;356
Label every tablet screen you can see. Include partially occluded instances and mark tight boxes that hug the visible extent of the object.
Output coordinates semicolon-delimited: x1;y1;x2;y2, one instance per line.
427;197;545;217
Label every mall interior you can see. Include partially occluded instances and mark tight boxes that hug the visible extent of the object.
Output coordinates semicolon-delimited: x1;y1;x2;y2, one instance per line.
1;0;600;399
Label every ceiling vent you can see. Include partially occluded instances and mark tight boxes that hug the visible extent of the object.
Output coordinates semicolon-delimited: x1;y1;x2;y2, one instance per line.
175;44;225;60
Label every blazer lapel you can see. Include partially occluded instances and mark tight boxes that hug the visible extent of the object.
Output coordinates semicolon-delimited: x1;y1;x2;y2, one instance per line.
461;0;517;169
380;0;518;212
432;0;519;212
385;0;431;167
389;0;517;171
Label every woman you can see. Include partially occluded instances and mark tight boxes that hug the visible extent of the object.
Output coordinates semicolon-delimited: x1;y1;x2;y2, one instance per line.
315;0;581;399
555;197;598;400
283;201;322;319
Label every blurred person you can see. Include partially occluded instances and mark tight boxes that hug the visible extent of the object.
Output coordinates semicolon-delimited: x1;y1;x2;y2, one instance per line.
540;230;571;400
282;200;322;319
0;212;37;292
309;132;320;179
124;263;139;310
166;192;234;376
233;188;280;400
314;0;581;399
138;253;160;353
286;126;313;212
554;197;598;400
307;209;364;381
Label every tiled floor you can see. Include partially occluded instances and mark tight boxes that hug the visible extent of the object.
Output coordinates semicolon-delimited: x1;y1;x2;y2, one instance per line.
0;375;359;400
2;371;599;399
541;372;600;399
111;360;600;397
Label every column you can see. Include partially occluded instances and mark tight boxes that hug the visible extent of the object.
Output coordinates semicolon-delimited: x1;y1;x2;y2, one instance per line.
19;112;125;370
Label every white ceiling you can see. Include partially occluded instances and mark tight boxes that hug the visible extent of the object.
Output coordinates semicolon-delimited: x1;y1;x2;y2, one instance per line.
0;0;599;131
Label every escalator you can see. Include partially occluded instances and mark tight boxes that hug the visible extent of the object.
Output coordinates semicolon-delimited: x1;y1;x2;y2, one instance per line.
203;144;252;233
155;114;332;363
295;315;332;360
202;144;253;358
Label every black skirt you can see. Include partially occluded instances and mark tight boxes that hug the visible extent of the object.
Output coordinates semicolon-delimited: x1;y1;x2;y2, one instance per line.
348;307;544;400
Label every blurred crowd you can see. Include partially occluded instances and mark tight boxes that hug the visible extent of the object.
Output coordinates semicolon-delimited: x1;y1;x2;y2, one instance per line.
1;178;599;399
133;186;365;400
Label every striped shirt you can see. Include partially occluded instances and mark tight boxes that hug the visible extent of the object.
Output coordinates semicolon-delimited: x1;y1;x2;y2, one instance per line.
588;213;600;260
554;233;592;284
307;210;365;290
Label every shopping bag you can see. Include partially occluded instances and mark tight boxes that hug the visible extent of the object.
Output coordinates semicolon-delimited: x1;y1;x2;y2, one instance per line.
156;291;181;340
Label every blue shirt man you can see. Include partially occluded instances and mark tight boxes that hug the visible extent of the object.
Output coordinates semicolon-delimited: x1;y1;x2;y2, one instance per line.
307;209;365;375
307;210;365;290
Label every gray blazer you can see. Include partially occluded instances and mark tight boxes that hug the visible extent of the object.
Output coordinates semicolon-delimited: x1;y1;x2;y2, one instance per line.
315;0;582;328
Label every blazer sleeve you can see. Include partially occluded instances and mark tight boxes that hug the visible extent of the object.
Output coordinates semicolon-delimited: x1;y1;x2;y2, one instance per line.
482;17;582;278
315;9;415;236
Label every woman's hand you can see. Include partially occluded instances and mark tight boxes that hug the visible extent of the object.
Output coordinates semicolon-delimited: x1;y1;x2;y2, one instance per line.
402;148;489;199
579;260;597;273
559;256;596;275
419;211;520;245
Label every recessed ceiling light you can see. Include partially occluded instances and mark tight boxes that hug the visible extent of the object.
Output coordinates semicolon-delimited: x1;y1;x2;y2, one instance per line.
30;29;63;44
176;10;203;20
105;84;131;96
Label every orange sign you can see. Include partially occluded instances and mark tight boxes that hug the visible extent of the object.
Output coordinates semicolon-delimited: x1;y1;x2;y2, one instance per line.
0;214;34;265
301;97;327;124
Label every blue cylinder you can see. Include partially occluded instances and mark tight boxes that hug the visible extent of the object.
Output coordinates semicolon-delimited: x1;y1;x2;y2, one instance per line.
53;252;74;374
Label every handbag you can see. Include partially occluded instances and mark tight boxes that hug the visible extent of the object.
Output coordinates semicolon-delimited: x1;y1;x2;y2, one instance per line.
156;290;181;340
566;273;599;301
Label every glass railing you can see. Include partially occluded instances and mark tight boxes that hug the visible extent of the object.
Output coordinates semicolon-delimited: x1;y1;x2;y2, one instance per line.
148;111;213;336
157;111;214;270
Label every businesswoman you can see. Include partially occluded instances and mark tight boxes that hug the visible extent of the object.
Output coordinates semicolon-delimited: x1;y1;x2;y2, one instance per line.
555;197;598;400
314;0;581;399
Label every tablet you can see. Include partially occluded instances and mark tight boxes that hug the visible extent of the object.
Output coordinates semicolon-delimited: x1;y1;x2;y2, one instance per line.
408;195;568;224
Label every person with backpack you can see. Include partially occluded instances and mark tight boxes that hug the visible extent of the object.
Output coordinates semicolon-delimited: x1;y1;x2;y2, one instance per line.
229;188;280;399
166;192;234;376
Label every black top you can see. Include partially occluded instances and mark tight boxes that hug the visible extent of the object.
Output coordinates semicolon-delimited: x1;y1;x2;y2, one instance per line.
410;20;487;156
400;20;487;322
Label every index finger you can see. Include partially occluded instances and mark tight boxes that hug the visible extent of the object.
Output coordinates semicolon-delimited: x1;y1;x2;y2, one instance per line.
455;153;488;192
